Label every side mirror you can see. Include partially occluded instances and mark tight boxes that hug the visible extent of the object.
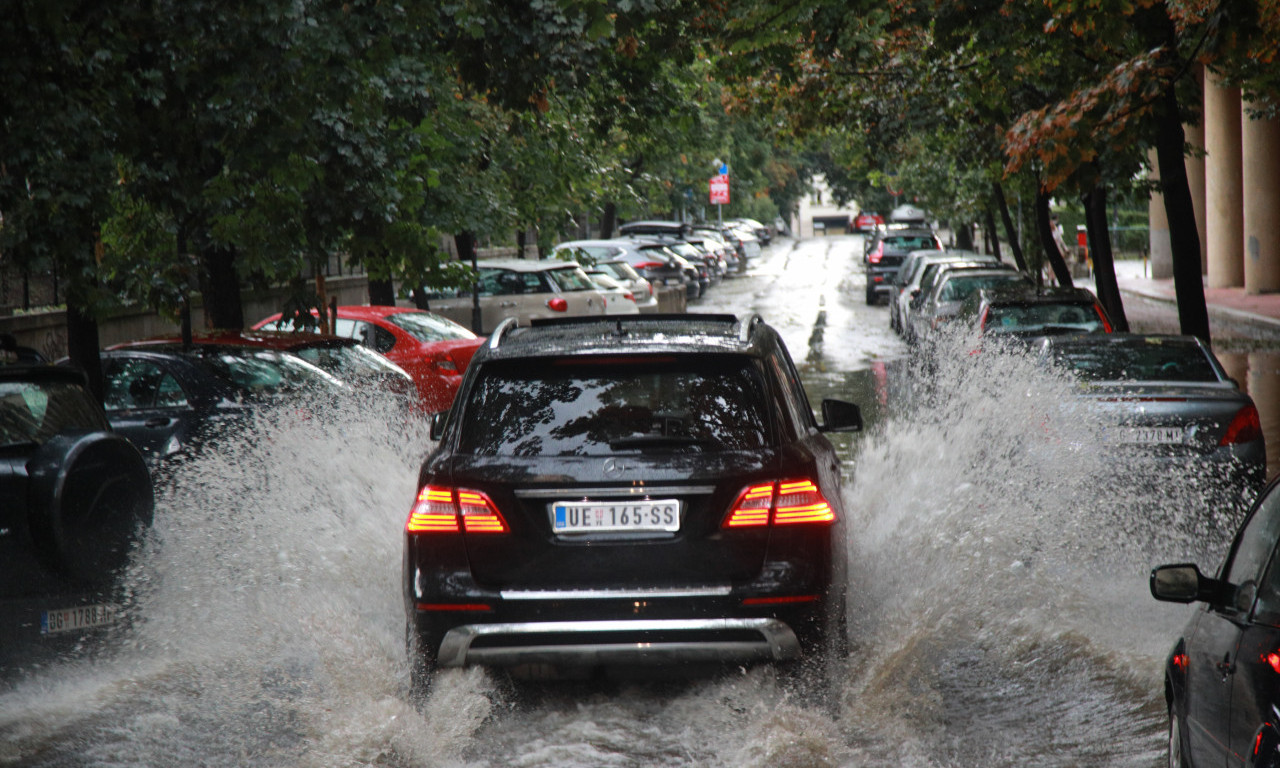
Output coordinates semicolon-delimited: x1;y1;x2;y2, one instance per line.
819;399;862;433
1150;563;1223;604
429;410;450;441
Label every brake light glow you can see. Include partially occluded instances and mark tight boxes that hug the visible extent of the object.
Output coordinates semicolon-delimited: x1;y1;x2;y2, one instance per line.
978;307;991;331
415;602;493;612
772;480;836;525
723;479;836;528
742;595;820;606
724;483;774;527
406;486;460;533
1263;651;1280;675
458;490;507;533
1221;404;1263;446
1173;652;1189;672
868;243;884;264
406;486;507;534
547;297;568;312
1093;305;1114;332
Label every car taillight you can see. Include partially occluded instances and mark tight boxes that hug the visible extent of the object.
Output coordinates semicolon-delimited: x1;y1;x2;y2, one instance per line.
647;283;654;297
635;261;665;269
623;292;635;302
1220;404;1263;446
978;307;991;331
406;486;508;534
547;297;568;312
868;243;884;264
723;479;836;528
1093;305;1114;332
1263;650;1280;674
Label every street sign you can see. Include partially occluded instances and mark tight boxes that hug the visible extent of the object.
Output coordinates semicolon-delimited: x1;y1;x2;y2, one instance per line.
709;174;729;205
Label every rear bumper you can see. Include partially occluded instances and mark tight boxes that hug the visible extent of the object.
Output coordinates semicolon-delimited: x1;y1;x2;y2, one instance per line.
866;266;900;294
435;617;800;667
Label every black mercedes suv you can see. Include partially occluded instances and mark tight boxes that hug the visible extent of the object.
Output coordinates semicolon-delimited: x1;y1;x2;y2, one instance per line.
403;314;862;687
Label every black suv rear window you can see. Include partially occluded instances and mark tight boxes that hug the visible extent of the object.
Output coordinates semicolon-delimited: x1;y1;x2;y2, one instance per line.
457;356;771;456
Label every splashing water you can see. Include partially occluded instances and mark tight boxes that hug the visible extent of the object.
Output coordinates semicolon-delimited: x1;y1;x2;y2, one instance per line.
0;330;1244;767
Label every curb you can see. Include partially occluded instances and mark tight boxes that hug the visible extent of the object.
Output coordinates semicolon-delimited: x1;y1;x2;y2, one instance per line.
1117;283;1280;339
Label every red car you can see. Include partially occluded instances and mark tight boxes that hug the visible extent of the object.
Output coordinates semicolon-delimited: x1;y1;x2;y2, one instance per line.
853;212;884;233
254;306;484;412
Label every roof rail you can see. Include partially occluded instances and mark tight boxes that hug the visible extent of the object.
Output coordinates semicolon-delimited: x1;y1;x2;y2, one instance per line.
738;314;764;343
527;314;739;329
489;317;519;349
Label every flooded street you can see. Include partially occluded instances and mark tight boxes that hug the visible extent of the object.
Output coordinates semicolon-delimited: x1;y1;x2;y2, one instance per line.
3;235;1278;767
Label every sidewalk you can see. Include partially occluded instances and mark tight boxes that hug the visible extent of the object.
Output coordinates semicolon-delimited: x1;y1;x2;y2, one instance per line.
1098;259;1280;341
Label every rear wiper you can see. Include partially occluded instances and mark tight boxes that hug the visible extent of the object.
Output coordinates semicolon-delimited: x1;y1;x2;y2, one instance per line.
608;434;710;450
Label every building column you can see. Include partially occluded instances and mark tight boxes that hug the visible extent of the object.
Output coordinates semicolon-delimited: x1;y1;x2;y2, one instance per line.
1205;72;1245;288
1148;149;1173;279
1242;105;1280;294
1186;66;1207;274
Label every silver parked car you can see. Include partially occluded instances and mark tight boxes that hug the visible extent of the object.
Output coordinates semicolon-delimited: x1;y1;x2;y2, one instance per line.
1039;333;1267;505
421;259;607;334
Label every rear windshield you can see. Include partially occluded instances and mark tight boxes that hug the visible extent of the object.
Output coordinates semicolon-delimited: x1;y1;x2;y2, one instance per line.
987;302;1105;333
1050;343;1221;382
456;356;771;456
386;311;476;342
0;379;107;447
197;350;342;396
547;267;597;292
885;235;939;251
936;274;1023;302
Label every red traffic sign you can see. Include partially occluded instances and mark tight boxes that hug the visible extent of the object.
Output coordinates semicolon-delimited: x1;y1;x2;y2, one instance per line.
709;174;730;205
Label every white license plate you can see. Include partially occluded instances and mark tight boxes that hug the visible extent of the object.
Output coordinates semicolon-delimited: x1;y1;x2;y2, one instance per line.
41;603;119;635
551;500;681;534
1125;426;1185;445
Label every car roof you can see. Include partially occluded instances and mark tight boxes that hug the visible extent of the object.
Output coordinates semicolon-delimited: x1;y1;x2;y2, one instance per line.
476;258;584;272
478;314;775;360
108;330;360;352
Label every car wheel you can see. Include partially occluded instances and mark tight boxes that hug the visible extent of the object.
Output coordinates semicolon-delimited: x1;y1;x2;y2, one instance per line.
1168;708;1190;768
26;433;154;585
865;282;876;305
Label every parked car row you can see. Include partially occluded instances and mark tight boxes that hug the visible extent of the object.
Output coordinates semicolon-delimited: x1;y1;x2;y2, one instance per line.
858;220;1274;768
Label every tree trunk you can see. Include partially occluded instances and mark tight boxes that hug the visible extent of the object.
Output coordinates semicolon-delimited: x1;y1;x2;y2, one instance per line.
1154;84;1211;342
1083;185;1130;332
954;221;974;250
600;202;618;239
368;277;395;306
198;244;244;329
992;182;1028;273
1035;190;1074;288
984;207;1004;263
65;291;103;404
455;231;482;334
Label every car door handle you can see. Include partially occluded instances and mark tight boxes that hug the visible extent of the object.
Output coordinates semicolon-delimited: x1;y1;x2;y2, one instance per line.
144;417;173;428
1217;655;1236;676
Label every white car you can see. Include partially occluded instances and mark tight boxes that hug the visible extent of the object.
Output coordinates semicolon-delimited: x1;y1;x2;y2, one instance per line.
419;259;607;334
586;271;641;316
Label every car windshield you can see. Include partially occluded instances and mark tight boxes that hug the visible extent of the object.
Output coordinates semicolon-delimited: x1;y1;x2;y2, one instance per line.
292;344;405;381
0;379;108;447
456;356;771;457
1050;343;1221;382
987;303;1106;333
198;349;343;396
386;311;476;342
547;267;596;292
